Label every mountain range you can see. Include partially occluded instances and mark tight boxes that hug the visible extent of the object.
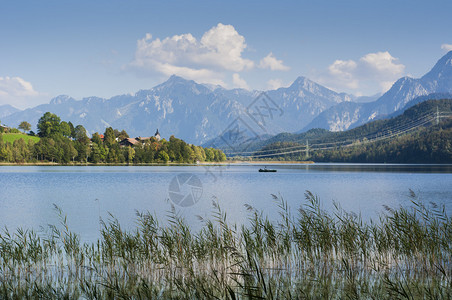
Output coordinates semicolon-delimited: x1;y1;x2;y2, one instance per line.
1;51;451;145
302;51;452;132
0;104;20;120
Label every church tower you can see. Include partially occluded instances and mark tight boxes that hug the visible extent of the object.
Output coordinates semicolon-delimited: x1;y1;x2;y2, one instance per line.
154;129;161;141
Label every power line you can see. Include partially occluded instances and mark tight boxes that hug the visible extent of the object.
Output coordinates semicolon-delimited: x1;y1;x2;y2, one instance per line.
224;112;436;156
240;113;439;158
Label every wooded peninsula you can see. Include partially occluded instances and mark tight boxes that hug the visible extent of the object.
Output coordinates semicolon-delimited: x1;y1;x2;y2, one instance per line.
0;112;226;164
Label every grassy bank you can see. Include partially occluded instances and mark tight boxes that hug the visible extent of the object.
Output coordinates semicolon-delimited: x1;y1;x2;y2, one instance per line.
0;191;450;299
0;133;40;144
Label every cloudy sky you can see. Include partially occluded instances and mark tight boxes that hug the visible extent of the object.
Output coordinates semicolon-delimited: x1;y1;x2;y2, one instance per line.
1;0;451;109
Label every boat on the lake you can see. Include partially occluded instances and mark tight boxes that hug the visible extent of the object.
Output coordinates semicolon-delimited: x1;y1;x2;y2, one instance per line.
259;167;277;172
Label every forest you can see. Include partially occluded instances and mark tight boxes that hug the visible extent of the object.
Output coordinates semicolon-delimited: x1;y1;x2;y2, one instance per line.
256;118;452;163
0;112;226;164
253;99;452;163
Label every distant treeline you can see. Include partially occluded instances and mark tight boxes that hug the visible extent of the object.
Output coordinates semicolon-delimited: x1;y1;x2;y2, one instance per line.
0;112;226;164
258;119;452;163
255;99;452;163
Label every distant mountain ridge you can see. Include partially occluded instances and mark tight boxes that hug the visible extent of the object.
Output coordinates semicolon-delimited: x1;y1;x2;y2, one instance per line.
2;51;452;144
2;75;353;144
303;51;452;132
0;104;21;120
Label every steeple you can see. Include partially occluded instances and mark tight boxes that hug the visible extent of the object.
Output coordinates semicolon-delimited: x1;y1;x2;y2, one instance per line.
154;129;161;141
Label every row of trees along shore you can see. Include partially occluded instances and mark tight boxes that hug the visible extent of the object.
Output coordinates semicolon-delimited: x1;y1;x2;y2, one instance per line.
0;112;226;164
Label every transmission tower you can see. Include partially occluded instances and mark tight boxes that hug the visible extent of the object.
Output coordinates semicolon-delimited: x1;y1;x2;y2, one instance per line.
436;106;440;125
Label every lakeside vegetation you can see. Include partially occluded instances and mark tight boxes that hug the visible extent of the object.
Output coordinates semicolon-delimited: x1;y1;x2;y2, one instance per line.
0;192;450;298
0;112;226;164
2;99;451;165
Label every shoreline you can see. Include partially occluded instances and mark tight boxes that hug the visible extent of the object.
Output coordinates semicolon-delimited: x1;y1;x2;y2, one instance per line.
0;160;316;166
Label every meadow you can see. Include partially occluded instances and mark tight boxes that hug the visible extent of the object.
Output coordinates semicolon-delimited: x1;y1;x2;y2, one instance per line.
0;191;450;299
0;133;40;144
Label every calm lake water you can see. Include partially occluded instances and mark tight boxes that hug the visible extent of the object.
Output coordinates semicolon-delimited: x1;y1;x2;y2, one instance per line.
1;163;452;242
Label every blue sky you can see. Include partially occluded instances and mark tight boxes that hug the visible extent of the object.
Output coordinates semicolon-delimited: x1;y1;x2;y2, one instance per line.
1;0;451;109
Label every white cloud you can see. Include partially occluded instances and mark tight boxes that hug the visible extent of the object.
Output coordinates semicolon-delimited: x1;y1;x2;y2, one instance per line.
316;51;405;94
0;76;45;109
0;76;38;97
327;59;359;89
259;52;290;71
266;79;288;90
359;52;405;77
199;24;254;71
441;44;452;52
232;73;249;90
127;23;254;85
152;62;225;86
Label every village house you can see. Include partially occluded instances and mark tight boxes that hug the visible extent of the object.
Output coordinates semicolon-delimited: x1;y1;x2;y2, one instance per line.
0;124;10;133
119;137;141;147
119;129;161;147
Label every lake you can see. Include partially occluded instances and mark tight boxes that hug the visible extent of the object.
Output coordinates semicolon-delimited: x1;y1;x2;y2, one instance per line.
1;163;451;242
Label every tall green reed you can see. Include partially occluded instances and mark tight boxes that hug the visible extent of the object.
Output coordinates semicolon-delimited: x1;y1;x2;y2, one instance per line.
0;190;450;299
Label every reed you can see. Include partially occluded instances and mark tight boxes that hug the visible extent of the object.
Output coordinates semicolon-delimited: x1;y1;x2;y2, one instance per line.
0;190;450;299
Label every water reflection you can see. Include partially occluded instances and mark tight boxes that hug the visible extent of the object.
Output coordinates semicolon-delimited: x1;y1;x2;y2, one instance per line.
0;164;451;242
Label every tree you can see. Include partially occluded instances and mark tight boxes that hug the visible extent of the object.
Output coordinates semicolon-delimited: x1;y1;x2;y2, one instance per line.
127;146;135;164
60;121;72;137
114;129;129;141
74;125;89;143
18;121;31;133
74;141;91;163
104;127;116;147
91;132;103;145
37;112;61;137
90;143;102;163
68;143;78;162
68;121;76;139
205;148;215;161
158;150;169;163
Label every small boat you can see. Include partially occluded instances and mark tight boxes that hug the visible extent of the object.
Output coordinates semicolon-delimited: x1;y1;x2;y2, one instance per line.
259;167;277;172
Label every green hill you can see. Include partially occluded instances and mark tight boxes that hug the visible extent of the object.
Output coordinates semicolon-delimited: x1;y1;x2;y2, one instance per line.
251;99;452;163
0;133;40;144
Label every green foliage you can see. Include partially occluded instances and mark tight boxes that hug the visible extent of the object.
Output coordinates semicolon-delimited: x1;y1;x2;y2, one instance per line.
9;128;20;133
74;125;89;143
37;112;62;137
158;150;169;162
18;121;31;133
68;121;75;138
103;127;115;147
59;121;72;137
114;129;129;140
0;112;226;164
0;192;451;298
91;132;103;145
255;99;452;163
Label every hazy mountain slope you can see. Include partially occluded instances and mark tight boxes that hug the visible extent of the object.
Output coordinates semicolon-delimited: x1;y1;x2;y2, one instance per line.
0;104;21;120
4;52;449;143
265;77;352;132
3;75;352;144
302;51;452;132
260;98;452;153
